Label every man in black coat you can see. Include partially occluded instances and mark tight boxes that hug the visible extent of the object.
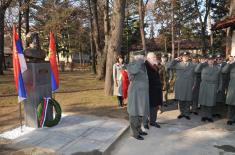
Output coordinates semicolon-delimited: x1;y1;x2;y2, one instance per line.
143;52;163;129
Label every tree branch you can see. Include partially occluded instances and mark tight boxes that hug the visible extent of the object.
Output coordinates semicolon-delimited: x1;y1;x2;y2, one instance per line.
203;0;212;25
194;0;203;28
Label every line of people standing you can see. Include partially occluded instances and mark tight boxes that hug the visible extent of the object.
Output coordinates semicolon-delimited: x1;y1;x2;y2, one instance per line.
113;50;235;140
169;52;235;125
113;51;163;140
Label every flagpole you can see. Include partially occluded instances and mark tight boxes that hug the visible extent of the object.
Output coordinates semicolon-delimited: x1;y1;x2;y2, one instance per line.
19;101;23;132
52;92;55;99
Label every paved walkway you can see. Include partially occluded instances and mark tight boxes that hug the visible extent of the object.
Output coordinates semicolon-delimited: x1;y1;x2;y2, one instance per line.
111;109;235;155
0;114;129;155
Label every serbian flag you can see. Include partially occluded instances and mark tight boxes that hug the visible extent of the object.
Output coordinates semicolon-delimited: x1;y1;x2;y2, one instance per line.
12;25;27;103
49;32;59;91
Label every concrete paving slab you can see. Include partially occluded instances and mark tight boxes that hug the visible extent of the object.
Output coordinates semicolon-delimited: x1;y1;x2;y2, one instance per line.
111;110;235;155
0;114;129;155
59;138;104;155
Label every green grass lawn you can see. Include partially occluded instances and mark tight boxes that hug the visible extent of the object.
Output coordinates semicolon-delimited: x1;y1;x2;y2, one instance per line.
0;70;128;133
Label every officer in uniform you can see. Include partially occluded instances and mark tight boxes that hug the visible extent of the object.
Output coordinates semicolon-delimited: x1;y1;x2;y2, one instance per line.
168;51;196;120
191;54;200;115
213;53;227;118
195;54;222;122
127;50;149;140
161;53;172;106
221;56;235;125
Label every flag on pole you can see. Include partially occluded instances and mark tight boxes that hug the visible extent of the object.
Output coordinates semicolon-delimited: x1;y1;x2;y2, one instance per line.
49;32;59;91
12;25;27;103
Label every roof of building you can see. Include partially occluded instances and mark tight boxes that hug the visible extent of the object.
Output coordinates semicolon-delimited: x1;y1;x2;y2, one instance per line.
212;15;235;30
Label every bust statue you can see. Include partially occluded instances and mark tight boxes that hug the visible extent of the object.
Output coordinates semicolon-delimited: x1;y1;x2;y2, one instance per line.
24;32;46;62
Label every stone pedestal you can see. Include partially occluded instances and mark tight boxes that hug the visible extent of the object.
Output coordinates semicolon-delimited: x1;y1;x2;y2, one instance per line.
23;62;53;128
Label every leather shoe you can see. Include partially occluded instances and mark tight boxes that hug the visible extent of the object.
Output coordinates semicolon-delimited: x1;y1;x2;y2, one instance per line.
193;112;198;115
134;135;144;140
207;118;214;122
139;131;148;136
184;116;191;120
150;122;161;128
212;114;221;118
227;121;233;125
144;125;149;130
201;117;207;122
177;115;184;119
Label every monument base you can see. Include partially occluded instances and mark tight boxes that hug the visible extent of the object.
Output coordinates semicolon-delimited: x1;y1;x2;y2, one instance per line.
23;62;53;128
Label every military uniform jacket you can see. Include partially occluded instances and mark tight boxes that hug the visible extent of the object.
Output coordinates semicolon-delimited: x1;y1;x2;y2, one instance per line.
127;59;149;116
192;62;200;102
195;63;222;107
216;62;227;102
221;62;235;106
169;60;196;101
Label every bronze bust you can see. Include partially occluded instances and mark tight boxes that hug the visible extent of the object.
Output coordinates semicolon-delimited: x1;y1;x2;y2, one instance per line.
24;32;46;62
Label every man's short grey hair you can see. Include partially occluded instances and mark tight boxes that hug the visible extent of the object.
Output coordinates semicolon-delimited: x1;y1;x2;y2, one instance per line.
147;52;156;59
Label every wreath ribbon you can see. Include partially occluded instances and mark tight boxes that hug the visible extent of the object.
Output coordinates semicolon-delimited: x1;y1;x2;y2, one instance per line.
37;97;61;128
40;97;50;128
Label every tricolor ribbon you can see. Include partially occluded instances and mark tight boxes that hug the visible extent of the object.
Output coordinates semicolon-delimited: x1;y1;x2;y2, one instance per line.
40;97;50;128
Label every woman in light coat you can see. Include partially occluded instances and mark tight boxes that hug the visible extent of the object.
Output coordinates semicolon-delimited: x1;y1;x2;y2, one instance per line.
113;55;125;107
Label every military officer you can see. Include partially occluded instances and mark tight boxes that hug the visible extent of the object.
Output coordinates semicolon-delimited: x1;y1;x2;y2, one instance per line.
161;53;172;106
221;56;235;125
168;51;196;120
213;53;227;118
127;50;149;140
191;54;200;115
195;54;222;122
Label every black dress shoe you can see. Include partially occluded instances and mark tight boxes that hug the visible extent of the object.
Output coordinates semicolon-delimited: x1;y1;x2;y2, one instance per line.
227;121;233;125
134;135;144;140
212;114;221;118
177;115;184;119
201;117;207;122
144;125;149;130
193;112;198;115
207;118;214;122
184;116;191;120
139;131;148;136
150;122;161;128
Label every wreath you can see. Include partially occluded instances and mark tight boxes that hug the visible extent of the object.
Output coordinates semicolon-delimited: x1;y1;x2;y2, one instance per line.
37;97;61;127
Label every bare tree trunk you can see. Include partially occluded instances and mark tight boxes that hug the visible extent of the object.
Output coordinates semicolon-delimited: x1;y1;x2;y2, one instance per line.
24;0;30;47
0;0;12;74
104;0;126;96
194;0;212;53
226;0;235;56
18;0;22;40
138;0;146;50
177;41;180;56
164;37;167;53
101;0;109;76
89;0;105;80
55;33;60;63
230;0;235;15
88;0;97;74
126;1;130;63
90;33;97;74
208;10;213;47
0;9;5;75
171;0;175;58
